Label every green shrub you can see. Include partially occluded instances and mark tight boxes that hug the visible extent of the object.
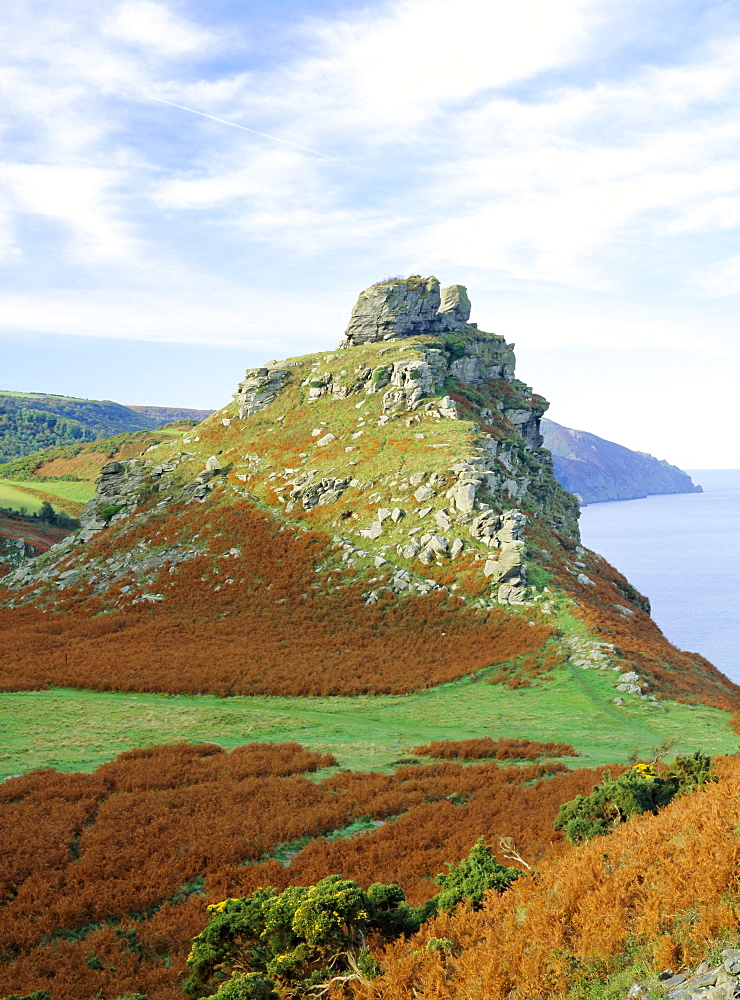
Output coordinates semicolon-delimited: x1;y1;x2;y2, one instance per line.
1;992;56;1000
670;750;718;793
205;974;277;1000
98;503;124;522
183;875;428;999
440;336;467;362
434;837;522;910
555;754;718;845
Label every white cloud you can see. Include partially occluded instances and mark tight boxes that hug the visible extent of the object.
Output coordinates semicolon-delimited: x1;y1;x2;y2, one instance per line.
103;1;212;56
304;0;602;130
692;254;740;295
0;163;135;260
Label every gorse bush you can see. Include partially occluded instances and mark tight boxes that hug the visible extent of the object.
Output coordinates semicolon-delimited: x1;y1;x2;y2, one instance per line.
434;838;522;911
554;752;718;844
183;876;432;999
185;840;522;999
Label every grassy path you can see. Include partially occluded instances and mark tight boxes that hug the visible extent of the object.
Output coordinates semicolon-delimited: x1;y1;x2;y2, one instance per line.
2;665;735;778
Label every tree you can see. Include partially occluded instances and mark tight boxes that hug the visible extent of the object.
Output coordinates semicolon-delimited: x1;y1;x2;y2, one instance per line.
38;501;56;525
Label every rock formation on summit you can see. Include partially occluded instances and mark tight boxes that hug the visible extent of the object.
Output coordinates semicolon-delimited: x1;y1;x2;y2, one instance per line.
339;275;473;347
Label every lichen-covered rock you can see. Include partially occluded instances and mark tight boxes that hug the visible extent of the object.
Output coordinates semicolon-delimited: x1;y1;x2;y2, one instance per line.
503;405;543;449
437;283;471;325
235;367;290;418
472;510;527;602
620;949;740;1000
78;460;147;540
449;336;516;386
288;475;352;510
448;481;479;513
381;352;447;414
340;275;442;347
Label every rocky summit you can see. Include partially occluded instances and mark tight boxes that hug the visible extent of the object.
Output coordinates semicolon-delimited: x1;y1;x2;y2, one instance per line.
2;275;737;710
339;275;473;345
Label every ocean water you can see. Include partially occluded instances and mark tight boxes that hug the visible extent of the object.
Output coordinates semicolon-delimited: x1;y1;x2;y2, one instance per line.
578;470;740;684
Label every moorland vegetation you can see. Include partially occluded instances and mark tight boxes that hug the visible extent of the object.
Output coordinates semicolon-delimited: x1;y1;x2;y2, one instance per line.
2;277;739;1000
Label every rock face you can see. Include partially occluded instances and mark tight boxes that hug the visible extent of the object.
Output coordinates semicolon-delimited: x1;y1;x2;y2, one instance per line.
339;275;485;348
78;461;147;541
541;418;702;505
234;367;291;418
332;276;542;456
438;283;471;324
476;510;528;603
340;275;444;346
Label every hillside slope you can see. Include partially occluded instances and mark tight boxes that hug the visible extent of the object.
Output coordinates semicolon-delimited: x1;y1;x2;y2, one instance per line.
126;404;215;423
1;275;736;712
0;424;197;527
542;416;702;504
0;390;211;464
2;276;739;1000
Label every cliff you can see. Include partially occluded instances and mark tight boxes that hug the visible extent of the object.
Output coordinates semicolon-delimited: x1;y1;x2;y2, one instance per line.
541;417;703;504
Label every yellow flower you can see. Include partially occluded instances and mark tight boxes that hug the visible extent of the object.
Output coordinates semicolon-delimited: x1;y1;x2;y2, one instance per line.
632;762;656;778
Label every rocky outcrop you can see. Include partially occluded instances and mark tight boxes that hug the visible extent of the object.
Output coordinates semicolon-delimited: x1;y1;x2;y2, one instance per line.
181;456;222;501
477;510;527;603
541;418;702;504
78;461;147;541
1;535;37;567
288;475;352;511
234;367;290;418
336;276;543;447
338;276;494;348
626;950;740;1000
448;336;516;386
437;283;471;325
381;350;448;413
340;275;443;345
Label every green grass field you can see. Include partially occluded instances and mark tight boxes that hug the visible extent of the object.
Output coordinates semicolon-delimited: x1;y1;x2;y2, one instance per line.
9;479;96;502
0;481;44;514
1;664;735;779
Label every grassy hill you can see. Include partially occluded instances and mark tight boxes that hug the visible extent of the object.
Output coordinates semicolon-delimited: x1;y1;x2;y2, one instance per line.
0;389;212;465
0;277;737;1000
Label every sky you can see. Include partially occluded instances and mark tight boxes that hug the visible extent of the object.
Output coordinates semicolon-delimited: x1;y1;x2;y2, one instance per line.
2;0;740;467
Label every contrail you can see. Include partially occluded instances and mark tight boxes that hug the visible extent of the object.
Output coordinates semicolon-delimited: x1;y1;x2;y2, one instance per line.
151;96;339;160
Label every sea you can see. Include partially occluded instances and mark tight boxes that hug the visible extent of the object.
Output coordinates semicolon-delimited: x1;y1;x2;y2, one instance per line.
578;470;740;685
